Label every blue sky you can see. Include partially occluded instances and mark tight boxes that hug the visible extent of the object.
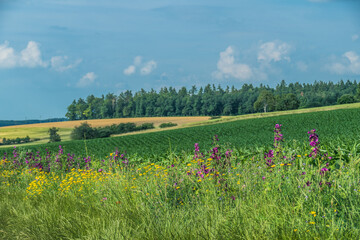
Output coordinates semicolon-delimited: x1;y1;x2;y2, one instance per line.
0;0;359;120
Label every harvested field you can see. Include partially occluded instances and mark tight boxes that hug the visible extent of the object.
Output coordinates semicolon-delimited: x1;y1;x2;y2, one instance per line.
0;116;212;129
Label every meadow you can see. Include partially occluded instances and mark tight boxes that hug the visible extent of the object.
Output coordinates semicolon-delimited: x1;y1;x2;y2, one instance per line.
1;123;360;239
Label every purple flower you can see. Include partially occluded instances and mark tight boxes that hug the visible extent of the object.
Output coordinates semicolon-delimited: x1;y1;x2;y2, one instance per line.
320;168;329;175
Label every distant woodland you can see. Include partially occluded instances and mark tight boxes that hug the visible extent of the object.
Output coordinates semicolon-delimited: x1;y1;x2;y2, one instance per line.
66;80;360;120
0;118;67;127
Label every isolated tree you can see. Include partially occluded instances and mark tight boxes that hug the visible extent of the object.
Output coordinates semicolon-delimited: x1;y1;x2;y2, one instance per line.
254;90;275;113
48;127;61;142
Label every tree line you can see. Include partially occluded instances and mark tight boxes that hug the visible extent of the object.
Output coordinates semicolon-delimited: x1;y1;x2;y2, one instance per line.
66;80;360;120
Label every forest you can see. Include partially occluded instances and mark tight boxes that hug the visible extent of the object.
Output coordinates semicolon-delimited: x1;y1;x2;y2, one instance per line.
65;80;360;120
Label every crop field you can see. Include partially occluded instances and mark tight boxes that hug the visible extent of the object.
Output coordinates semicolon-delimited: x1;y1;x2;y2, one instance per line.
0;116;212;147
1;107;360;160
1;103;359;149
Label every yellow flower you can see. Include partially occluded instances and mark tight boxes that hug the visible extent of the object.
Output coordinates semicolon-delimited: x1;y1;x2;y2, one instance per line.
280;163;284;166
309;222;315;225
294;229;298;232
187;163;191;166
297;155;301;157
271;165;276;168
310;211;316;215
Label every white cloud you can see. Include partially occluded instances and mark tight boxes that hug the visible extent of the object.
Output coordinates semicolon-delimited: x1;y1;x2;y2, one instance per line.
77;72;97;87
296;61;308;72
327;51;360;75
352;34;359;41
0;41;82;72
123;65;136;75
19;41;47;67
51;56;82;72
0;42;17;68
258;41;291;62
213;46;253;80
140;60;157;75
124;56;157;76
0;41;47;68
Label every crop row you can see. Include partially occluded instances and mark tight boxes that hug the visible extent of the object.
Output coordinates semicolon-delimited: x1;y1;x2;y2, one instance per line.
1;108;360;159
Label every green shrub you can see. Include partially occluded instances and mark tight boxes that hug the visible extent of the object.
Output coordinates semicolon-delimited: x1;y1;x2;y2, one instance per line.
159;122;178;128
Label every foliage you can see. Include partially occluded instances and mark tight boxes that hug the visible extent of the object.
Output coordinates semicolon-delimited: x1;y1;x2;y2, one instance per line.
159;122;178;128
70;122;154;140
1;136;35;145
65;80;359;119
48;127;61;143
337;94;356;104
254;90;275;112
70;122;98;140
1;125;360;239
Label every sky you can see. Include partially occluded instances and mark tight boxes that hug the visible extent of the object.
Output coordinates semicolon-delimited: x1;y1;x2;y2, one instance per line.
0;0;359;120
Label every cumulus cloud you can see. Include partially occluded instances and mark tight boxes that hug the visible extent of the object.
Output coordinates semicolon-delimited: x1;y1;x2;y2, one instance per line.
258;41;291;62
123;56;157;76
327;51;360;75
352;34;359;41
0;41;47;68
0;41;81;72
51;56;82;72
77;72;97;87
213;46;253;80
140;60;157;75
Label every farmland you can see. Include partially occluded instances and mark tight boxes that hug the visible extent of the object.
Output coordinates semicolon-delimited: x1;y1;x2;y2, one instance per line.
0;105;360;160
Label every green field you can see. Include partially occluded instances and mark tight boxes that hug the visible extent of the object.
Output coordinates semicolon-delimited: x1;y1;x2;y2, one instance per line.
1;107;360;160
2;117;360;239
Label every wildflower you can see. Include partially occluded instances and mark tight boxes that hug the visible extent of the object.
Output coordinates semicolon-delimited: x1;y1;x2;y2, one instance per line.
320;168;329;175
294;229;298;232
231;195;235;201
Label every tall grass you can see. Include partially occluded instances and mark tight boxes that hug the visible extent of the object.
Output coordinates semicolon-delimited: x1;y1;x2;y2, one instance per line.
1;126;360;239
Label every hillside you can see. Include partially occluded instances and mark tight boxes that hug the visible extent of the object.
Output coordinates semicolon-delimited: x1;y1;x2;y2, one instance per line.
1;102;359;158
